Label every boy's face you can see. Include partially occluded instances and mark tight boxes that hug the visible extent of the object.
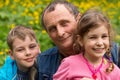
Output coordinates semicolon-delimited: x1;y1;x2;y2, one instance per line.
10;36;40;71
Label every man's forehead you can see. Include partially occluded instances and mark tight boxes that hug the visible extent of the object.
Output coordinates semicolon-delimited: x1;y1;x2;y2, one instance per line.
46;4;68;13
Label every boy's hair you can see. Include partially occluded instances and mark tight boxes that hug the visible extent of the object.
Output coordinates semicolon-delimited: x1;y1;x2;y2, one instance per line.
7;25;37;50
41;0;79;30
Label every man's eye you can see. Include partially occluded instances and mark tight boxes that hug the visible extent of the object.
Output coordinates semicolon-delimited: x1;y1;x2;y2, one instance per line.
61;22;67;27
48;26;56;32
60;21;69;27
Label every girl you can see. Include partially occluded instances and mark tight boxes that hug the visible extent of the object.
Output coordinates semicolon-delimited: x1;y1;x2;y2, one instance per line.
53;9;120;80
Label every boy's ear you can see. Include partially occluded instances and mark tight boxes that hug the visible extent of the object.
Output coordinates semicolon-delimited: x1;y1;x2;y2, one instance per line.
38;44;41;53
9;50;15;60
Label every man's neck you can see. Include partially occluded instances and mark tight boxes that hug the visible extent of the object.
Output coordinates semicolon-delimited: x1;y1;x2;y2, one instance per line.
59;47;75;57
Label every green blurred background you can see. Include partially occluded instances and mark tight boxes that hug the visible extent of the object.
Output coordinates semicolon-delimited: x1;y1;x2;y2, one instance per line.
0;0;120;67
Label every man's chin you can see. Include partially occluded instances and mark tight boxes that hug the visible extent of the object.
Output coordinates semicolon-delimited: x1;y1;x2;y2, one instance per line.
60;43;73;50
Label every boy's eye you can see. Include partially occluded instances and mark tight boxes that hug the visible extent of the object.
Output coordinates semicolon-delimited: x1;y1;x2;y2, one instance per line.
16;48;24;52
29;44;37;49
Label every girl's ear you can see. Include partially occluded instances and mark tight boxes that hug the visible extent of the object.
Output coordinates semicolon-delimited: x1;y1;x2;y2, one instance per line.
76;13;82;23
76;35;83;47
9;50;15;60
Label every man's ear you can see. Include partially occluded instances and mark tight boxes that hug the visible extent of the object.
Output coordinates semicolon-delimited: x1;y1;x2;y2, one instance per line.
76;13;82;23
76;35;83;47
9;50;15;60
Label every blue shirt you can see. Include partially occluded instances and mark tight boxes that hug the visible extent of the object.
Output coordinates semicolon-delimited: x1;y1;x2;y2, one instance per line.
37;47;60;80
0;56;17;80
0;57;35;80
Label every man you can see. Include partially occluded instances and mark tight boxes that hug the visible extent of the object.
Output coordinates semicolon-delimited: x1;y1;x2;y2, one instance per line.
37;0;120;80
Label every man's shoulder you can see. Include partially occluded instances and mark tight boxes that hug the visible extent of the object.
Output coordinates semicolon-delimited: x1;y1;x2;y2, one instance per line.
111;42;119;66
37;46;60;62
37;46;60;74
40;46;59;56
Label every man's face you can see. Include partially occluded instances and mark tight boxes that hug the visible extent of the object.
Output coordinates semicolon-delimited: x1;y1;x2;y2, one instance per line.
43;4;78;50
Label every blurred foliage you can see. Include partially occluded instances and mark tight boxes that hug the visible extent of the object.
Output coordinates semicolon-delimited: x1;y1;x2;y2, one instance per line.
0;0;120;66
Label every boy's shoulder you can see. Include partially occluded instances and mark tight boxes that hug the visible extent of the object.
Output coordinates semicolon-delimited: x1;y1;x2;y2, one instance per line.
0;56;17;80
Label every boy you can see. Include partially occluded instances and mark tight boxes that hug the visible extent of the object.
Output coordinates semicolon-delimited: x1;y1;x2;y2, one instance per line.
0;25;40;80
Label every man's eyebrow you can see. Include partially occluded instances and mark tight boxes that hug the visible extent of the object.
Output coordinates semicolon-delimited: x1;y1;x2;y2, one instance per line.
59;20;70;23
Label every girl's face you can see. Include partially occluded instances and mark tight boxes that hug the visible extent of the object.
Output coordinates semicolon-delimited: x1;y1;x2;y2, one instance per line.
10;36;40;72
81;25;109;60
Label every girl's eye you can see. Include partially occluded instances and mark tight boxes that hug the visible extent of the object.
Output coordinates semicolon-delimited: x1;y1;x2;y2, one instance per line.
102;33;109;39
89;36;97;39
102;35;108;38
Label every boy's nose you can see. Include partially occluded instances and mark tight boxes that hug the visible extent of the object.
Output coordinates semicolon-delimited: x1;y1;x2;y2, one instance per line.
25;49;31;56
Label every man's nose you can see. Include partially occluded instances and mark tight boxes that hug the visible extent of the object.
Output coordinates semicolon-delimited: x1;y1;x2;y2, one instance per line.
57;26;65;37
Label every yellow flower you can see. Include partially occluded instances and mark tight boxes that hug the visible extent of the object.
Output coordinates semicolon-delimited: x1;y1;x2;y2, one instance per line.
24;8;29;13
12;11;17;14
33;11;39;17
5;0;9;6
0;51;4;55
21;12;26;16
0;3;4;8
14;0;20;3
119;16;120;20
28;13;32;17
115;35;120;40
5;48;9;53
10;5;15;9
29;21;34;25
118;1;120;7
10;24;15;29
35;16;39;20
35;20;39;24
42;30;46;34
